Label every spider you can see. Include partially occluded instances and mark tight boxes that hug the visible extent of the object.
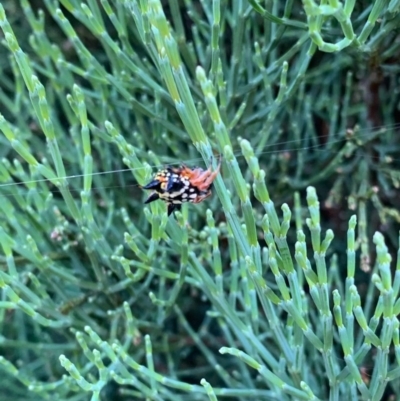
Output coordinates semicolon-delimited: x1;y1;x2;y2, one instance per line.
142;157;221;215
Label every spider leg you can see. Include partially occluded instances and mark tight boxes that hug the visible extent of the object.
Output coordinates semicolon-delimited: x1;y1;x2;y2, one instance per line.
192;190;212;204
190;157;221;189
202;169;220;187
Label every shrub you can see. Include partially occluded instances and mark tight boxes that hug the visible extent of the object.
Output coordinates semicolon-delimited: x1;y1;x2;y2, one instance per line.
0;1;400;400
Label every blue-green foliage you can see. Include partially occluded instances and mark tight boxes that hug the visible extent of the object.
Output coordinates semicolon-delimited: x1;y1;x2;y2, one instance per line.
0;1;400;400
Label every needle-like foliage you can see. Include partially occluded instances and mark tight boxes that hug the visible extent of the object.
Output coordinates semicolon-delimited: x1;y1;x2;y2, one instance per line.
0;1;400;400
